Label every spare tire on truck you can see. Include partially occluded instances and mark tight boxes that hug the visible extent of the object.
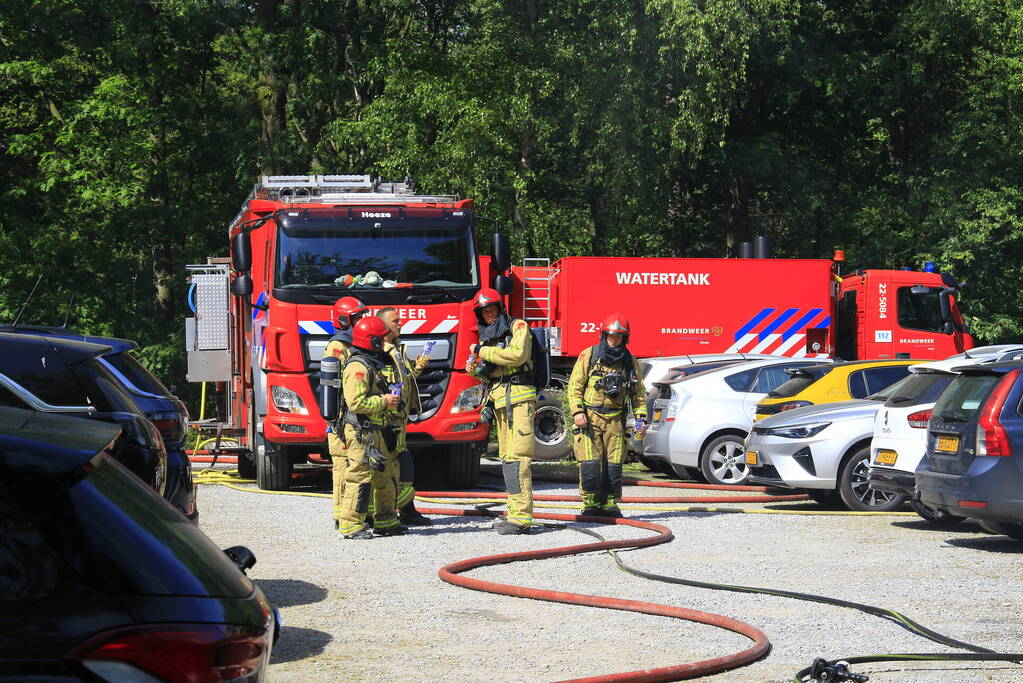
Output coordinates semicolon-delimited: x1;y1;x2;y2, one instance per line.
533;391;571;461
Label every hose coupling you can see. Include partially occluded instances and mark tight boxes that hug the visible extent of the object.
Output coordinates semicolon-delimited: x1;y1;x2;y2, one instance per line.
808;658;869;682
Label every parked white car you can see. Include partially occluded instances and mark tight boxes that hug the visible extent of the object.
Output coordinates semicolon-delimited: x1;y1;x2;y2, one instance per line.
641;357;829;484
868;345;1023;524
630;353;780;460
745;384;906;510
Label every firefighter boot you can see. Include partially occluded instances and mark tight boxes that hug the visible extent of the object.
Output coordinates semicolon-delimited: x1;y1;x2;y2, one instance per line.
341;525;374;540
399;500;432;526
600;496;624;518
493;518;531;535
580;492;603;517
373;524;409;537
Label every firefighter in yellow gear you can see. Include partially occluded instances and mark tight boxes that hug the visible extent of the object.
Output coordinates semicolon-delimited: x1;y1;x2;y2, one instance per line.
377;307;432;526
324;296;370;526
336;316;405;539
568;313;647;518
468;288;536;534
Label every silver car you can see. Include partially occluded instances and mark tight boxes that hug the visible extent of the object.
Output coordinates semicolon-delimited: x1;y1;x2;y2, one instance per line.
745;378;910;510
641;358;827;484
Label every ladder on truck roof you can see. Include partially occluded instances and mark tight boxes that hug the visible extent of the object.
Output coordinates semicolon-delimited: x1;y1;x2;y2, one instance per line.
249;174;459;204
521;258;552;325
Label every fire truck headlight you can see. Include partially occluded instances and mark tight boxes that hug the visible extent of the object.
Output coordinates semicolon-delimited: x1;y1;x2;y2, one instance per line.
452;384;485;414
271;385;308;415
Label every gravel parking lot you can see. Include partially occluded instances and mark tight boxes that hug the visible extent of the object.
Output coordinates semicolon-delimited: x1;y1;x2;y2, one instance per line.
195;460;1023;682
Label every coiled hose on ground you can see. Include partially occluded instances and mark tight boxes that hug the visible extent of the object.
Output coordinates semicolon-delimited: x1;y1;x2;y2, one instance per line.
192;466;1023;681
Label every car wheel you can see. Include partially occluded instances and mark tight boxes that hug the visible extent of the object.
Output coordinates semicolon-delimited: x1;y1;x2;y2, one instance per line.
837;448;905;511
909;499;965;527
699;434;750;485
979;520;1023;542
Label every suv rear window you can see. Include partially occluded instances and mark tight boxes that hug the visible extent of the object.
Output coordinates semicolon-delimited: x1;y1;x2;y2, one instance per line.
768;366;834;398
105;352;172;396
932;373;1002;423
883;372;956;407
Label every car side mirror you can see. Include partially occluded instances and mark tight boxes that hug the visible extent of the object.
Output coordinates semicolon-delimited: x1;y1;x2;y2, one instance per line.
223;545;257;573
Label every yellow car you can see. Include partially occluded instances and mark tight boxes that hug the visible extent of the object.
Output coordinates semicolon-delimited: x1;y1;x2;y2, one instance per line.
754;360;917;420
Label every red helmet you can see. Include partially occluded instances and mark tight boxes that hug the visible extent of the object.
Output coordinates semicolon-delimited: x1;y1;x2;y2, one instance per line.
333;296;369;331
473;287;504;323
352;316;389;352
601;313;630;338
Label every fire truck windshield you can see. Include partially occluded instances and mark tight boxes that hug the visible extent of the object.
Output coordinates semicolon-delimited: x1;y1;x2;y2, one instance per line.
274;221;477;291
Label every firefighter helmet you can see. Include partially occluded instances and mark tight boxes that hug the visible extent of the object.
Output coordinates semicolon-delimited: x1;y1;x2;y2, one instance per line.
601;313;630;339
333;296;369;331
473;287;504;323
352;316;389;352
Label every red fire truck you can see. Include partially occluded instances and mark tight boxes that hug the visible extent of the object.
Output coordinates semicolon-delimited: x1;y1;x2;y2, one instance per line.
185;175;973;490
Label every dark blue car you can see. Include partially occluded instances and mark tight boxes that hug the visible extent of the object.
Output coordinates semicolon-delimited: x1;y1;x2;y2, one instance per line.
916;359;1023;541
0;405;275;680
1;325;196;521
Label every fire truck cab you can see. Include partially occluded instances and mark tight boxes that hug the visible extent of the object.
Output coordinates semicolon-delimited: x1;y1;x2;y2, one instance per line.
187;176;500;490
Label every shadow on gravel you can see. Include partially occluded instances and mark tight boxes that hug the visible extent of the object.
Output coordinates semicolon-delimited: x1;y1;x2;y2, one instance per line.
890;519;985;533
257;578;328;608
943;536;1023;554
270;626;333;664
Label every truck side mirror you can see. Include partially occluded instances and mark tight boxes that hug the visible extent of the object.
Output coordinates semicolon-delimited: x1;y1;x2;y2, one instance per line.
492;233;510;273
230;274;253;297
232;232;252;272
494;273;513;296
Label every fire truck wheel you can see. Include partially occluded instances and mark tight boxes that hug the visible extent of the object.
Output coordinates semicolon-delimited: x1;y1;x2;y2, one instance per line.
237;452;256;480
255;433;293;491
533;394;571;462
699;434;751;486
443;444;480;489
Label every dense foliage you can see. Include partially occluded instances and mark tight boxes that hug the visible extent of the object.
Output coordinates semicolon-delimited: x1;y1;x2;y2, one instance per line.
3;1;1022;405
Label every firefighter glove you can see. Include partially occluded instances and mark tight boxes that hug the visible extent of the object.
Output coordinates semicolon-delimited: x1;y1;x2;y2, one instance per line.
366;445;388;472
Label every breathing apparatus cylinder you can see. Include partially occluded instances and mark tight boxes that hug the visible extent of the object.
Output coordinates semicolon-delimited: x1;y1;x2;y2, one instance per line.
319;356;341;420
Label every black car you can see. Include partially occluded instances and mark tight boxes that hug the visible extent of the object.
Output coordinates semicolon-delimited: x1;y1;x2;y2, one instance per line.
1;324;196;520
916;359;1023;541
0;332;167;498
0;406;276;681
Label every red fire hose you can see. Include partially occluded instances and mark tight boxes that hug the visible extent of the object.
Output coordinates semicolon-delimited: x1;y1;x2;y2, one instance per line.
420;479;805;682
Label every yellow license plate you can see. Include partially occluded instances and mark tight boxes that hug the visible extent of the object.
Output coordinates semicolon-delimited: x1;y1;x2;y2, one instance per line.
745;450;759;466
875;449;898;466
653;409;662;422
936;435;960;452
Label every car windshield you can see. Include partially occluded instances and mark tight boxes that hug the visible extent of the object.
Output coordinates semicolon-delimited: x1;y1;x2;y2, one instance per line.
768;365;833;398
932;373;1002;423
103;352;172;396
881;372;955;406
275;219;477;289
